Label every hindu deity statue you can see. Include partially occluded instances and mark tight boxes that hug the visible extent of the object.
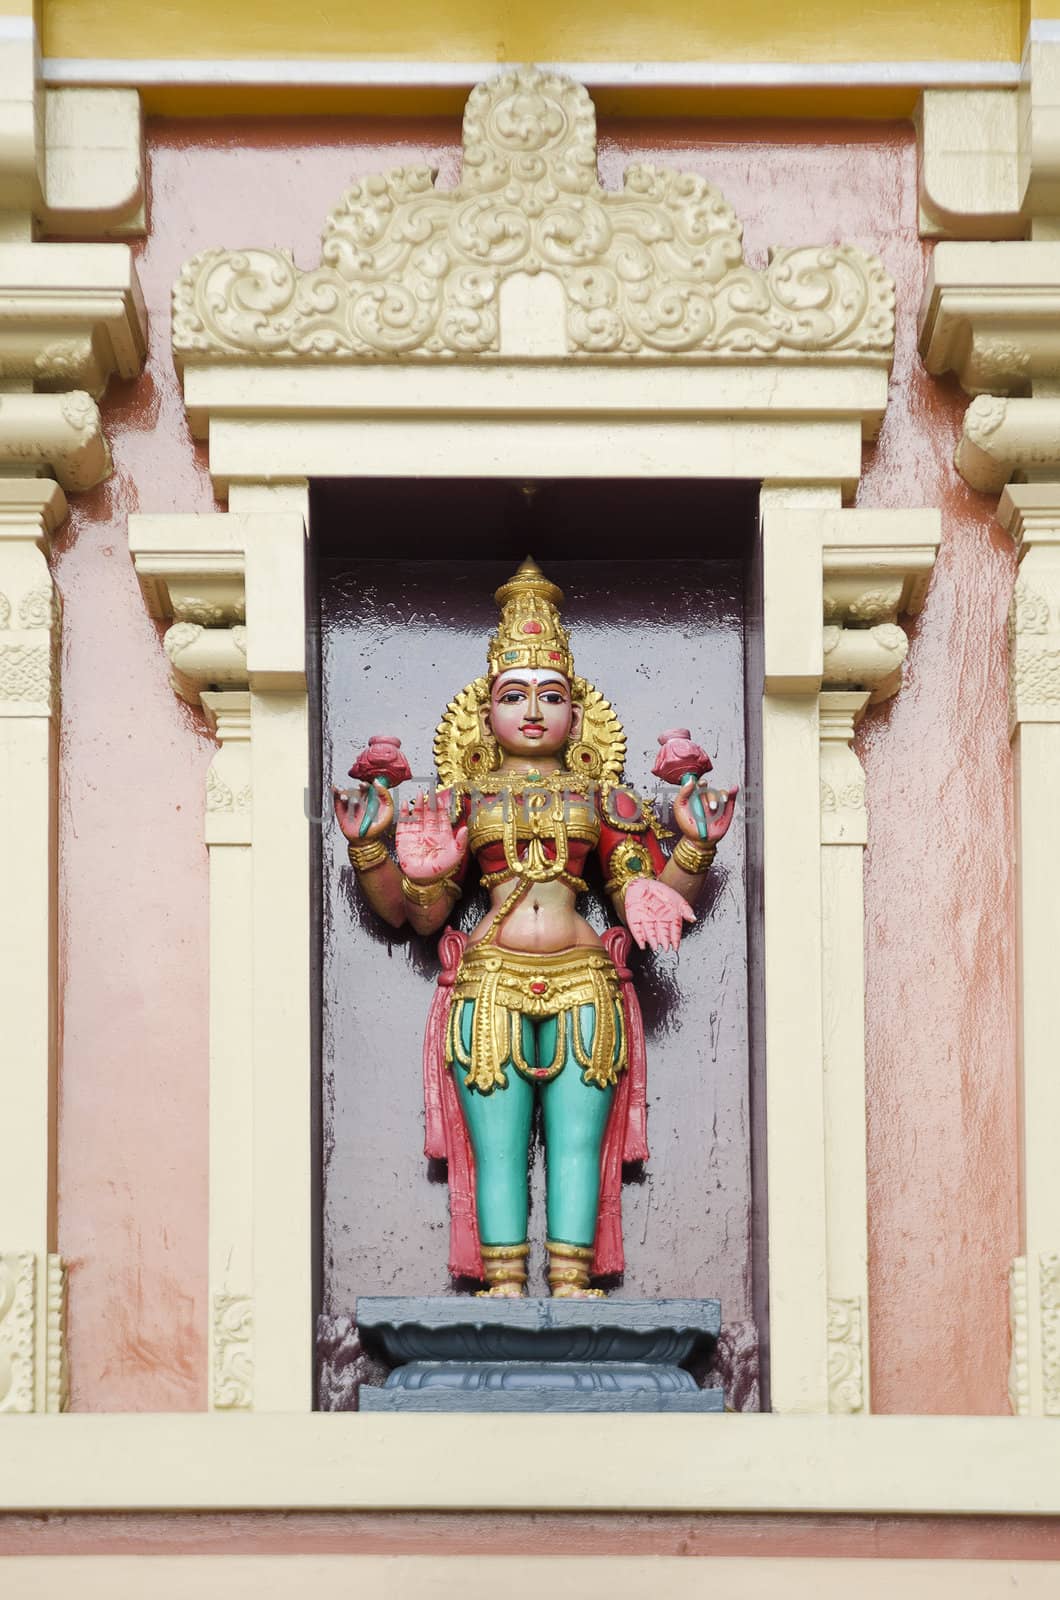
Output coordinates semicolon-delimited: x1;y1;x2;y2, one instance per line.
334;558;737;1299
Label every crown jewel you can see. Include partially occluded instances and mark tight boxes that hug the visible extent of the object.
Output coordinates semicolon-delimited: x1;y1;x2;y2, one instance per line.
487;556;574;680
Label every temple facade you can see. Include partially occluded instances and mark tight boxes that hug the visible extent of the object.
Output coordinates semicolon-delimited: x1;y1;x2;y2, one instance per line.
3;0;1060;1592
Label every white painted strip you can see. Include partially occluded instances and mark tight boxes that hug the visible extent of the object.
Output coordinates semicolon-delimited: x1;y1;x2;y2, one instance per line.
0;16;34;40
40;55;1021;92
1030;20;1060;44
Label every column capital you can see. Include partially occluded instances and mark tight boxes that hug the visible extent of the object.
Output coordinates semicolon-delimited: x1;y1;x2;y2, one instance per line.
0;481;68;550
998;482;1060;549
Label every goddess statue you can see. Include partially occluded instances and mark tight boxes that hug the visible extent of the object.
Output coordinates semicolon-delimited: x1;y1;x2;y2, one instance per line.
334;558;737;1300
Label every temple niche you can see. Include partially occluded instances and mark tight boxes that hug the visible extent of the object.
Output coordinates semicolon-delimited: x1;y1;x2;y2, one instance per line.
315;484;759;1411
142;65;933;1424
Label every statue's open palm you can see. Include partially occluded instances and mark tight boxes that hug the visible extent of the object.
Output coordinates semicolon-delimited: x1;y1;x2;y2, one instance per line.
624;878;696;952
396;793;468;882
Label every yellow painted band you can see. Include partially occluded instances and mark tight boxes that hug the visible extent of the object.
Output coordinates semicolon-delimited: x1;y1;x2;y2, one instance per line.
41;0;1020;68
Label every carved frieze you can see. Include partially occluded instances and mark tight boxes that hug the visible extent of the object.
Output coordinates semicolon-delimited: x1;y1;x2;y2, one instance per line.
173;69;895;368
1041;1253;1060;1417
1009;1254;1030;1417
0;1253;36;1413
213;1293;254;1410
826;1296;865;1414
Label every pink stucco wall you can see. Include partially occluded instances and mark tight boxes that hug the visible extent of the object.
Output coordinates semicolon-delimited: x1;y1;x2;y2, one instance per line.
54;115;1017;1413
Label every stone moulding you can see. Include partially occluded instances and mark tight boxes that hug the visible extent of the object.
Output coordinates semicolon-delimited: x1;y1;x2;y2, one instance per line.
918;241;1060;395
0;392;111;492
172;68;895;368
0;242;147;397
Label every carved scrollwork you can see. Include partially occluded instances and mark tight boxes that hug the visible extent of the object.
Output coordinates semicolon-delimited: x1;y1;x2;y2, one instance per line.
173;69;895;367
1012;575;1051;635
0;591;8;629
213;1292;253;1409
826;1295;865;1413
820;778;867;813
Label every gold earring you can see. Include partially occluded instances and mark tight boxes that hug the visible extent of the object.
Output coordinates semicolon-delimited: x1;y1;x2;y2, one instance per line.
564;739;603;778
462;725;502;778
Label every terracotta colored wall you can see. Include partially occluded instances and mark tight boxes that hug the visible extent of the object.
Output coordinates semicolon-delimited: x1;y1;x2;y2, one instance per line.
55;115;1017;1414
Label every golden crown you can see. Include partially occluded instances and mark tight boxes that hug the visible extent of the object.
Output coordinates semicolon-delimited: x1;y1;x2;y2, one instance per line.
487;556;574;680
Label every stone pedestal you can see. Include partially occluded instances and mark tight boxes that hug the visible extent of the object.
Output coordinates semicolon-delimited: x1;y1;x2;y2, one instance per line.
355;1297;723;1413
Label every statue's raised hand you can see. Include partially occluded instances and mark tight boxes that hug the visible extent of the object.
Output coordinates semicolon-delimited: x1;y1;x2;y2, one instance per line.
396;791;468;882
624;878;696;953
333;779;395;842
673;779;739;844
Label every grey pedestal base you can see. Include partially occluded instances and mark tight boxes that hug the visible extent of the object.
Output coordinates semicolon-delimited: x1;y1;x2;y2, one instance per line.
355;1296;723;1413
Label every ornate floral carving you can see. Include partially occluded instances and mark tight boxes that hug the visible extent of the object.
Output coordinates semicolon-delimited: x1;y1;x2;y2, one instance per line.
213;1292;253;1409
58;390;99;435
1009;1254;1030;1417
0;642;52;703
206;767;253;814
967;338;1030;391
1040;1252;1060;1416
826;1296;865;1413
34;339;94;383
1012;575;1051;635
0;591;8;629
173;69;895;367
46;1255;68;1414
0;1253;36;1413
17;587;56;630
964;393;1008;444
163;621;203;661
1013;647;1060;706
820;778;867;813
173;596;231;625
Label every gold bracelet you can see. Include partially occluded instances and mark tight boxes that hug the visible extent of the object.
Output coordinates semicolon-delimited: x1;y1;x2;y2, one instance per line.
401;872;460;909
672;835;717;875
347;837;390;873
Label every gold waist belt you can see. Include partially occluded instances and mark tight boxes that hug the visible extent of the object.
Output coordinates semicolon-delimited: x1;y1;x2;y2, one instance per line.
446;944;627;1094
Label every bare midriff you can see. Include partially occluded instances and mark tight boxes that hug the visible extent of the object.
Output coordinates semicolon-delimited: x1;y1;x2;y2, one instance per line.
468;878;605;952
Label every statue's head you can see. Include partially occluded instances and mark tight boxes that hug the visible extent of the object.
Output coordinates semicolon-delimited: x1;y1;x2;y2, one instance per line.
484;557;582;759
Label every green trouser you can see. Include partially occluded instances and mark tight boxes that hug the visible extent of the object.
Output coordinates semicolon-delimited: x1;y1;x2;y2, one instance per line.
453;1002;615;1248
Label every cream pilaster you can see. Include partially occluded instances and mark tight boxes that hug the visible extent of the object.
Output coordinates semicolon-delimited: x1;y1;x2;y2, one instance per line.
0;7;147;1415
0;480;66;1413
201;691;254;1410
819;690;872;1415
130;494;312;1412
761;504;937;1414
997;484;1060;1417
233;483;312;1414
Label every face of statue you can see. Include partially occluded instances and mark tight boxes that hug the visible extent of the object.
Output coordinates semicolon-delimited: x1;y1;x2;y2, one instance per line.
488;670;579;759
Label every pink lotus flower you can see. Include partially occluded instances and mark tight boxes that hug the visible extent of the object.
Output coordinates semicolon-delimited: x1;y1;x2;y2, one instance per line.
348;735;412;788
651;729;712;785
